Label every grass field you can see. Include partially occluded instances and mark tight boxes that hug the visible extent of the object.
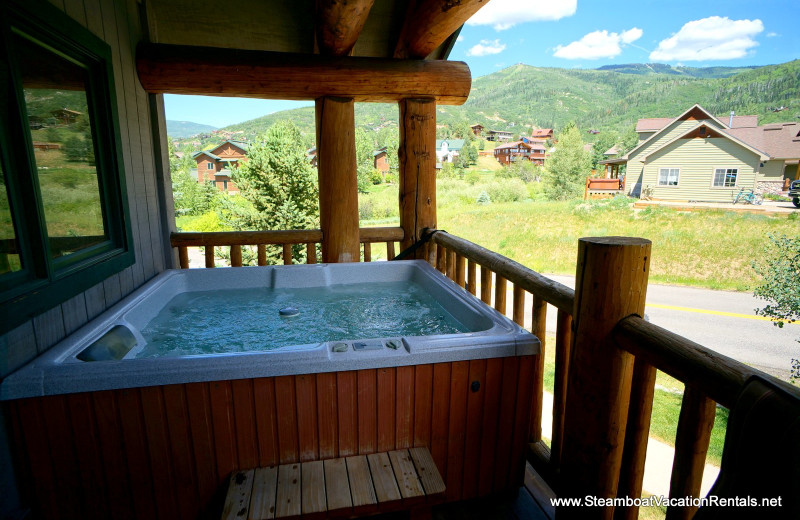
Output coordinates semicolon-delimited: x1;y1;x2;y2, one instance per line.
359;179;798;291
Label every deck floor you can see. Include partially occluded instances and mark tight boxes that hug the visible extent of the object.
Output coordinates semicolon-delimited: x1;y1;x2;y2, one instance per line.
374;463;555;520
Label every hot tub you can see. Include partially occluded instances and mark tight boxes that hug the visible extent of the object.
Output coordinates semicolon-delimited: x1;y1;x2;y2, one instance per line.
3;260;540;520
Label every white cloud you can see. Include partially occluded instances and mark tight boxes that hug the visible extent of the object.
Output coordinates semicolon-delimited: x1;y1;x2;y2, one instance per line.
553;28;643;60
766;32;779;38
467;39;507;57
456;35;464;43
466;0;577;31
650;16;764;61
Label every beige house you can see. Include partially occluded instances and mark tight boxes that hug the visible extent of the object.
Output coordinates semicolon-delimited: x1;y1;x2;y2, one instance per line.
607;105;800;201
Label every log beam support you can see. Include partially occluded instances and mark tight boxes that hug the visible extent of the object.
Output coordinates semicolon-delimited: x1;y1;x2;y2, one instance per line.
315;0;375;56
136;43;471;105
316;97;360;263
398;98;436;260
558;237;651;519
394;0;489;59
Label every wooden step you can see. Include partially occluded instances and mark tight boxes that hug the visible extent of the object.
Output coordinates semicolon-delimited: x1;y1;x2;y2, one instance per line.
221;448;446;520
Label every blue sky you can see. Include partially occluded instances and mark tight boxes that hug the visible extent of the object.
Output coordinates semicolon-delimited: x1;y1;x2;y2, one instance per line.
164;0;799;128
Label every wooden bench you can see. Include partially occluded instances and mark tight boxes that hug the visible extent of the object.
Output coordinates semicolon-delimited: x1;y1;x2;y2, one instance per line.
221;447;446;520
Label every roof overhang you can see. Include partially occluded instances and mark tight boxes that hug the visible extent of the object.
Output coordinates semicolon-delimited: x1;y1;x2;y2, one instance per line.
642;122;769;162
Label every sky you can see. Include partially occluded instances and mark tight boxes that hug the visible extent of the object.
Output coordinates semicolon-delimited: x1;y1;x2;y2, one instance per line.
164;0;799;128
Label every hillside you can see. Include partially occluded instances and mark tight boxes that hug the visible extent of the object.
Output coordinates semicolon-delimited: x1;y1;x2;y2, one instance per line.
189;59;800;144
167;120;217;138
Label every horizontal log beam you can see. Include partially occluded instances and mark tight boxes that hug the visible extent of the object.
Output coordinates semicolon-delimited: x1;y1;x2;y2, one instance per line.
316;0;375;56
137;43;471;105
430;231;575;312
394;0;488;59
170;227;403;248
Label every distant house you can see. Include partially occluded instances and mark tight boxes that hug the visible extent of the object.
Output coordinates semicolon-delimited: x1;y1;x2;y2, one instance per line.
50;108;82;126
520;136;547;146
373;147;389;175
192;139;249;193
531;128;553;140
436;139;464;163
470;124;484;137
493;140;546;166
486;130;513;142
609;104;800;201
307;146;318;168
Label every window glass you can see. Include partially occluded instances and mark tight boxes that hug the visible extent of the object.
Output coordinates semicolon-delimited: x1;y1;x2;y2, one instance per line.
15;34;107;259
713;168;738;187
0;151;22;274
658;168;679;186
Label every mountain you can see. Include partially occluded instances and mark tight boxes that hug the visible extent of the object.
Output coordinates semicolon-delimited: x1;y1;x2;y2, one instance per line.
208;60;800;142
166;120;217;138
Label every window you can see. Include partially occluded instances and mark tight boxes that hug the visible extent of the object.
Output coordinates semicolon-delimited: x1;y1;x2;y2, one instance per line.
222;180;228;190
658;168;680;186
207;161;214;170
713;168;738;187
0;1;133;333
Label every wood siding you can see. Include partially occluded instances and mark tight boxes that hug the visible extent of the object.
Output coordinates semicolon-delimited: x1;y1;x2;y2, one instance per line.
0;0;170;380
7;359;535;519
642;137;761;202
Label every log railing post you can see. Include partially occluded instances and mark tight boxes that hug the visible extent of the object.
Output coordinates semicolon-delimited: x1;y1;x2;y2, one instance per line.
550;309;573;471
559;237;651;519
399;98;436;260
316;96;360;263
529;296;547;443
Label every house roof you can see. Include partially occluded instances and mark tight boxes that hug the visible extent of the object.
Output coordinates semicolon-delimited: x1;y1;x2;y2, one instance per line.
635;114;758;133
470;124;484;128
487;130;512;135
436;139;465;151
210;140;250;155
494;141;545;151
531;128;552;137
373;146;387;157
192;150;221;160
641;122;769;161
603;145;620;156
727;123;800;160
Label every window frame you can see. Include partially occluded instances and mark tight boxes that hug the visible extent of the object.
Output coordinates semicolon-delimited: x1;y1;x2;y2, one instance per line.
657;167;680;187
207;161;214;170
712;167;739;188
0;0;134;334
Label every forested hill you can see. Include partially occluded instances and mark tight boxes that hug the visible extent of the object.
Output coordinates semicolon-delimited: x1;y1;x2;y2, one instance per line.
220;59;800;139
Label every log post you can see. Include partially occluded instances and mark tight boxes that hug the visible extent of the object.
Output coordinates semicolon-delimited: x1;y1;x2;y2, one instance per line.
315;97;360;263
399;98;436;259
558;237;651;519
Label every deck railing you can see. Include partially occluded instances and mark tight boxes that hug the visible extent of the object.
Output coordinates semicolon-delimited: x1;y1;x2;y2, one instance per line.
170;226;404;268
168;227;795;520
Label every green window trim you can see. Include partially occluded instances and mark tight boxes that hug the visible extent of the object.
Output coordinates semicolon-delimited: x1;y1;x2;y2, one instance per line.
0;0;134;335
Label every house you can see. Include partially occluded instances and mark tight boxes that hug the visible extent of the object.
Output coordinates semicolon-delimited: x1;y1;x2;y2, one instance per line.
373;146;389;174
1;2;797;520
50;108;82;125
530;128;553;140
486;129;513;142
611;104;800;201
192;139;249;192
470;123;484;137
493;140;546;166
520;135;546;146
306;146;318;167
436;139;464;162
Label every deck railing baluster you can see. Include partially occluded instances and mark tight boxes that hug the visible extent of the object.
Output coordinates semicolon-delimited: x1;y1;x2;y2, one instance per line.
455;254;465;288
466;260;477;295
230;245;242;267
204;246;215;268
550;309;573;471
363;242;371;262
386;241;395;261
494;275;507;314
306;243;316;264
178;246;189;269
529;296;547;444
480;266;492;305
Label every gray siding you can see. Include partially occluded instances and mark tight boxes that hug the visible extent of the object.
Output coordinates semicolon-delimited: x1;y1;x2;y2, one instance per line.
643;137;761;202
0;0;172;379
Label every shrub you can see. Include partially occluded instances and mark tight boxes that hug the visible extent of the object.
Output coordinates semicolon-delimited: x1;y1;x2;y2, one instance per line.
370;169;384;185
486;179;528;202
465;171;481;185
476;191;491;205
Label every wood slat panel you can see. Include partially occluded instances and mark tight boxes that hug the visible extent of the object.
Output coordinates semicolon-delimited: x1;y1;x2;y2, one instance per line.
276;463;301;518
510;356;535;486
346;456;379;514
357;369;377;454
92;391;135;520
395;366;415;449
253;379;280;467
413;364;433;448
316;373;338;459
295;375;319;462
116;389;158;519
337;371;358;457
445;361;469;501
161;384;200;520
376;368;396;452
367;452;402;503
494;357;520;491
249;466;278;520
18;399;59;519
67;393;109;520
209;381;237;482
478;358;504;496
323;458;352;514
140;387;180;519
184;382;220;502
409;447;446;495
275;376;299;463
232;380;259;469
301;461;327;516
222;470;255;520
462;359;486;499
430;363;452;478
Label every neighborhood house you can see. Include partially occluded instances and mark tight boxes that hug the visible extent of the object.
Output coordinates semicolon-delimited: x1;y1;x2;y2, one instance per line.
493;140;546;166
192;139;249;192
606;104;800;201
373;146;389;175
436;139;464;163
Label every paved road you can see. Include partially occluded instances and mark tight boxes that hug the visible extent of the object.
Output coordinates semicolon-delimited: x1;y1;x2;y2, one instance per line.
544;275;798;380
